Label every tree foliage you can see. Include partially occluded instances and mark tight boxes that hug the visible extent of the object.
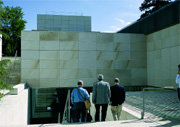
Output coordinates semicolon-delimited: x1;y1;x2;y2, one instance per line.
0;1;26;56
0;59;12;98
139;0;172;19
0;0;3;30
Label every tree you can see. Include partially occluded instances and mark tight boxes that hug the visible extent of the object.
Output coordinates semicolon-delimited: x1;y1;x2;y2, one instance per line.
0;3;26;56
0;59;12;98
139;0;172;19
0;0;3;30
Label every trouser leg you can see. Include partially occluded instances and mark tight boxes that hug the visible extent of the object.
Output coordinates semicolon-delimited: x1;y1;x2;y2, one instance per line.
95;104;100;122
101;104;108;121
117;105;122;120
70;106;76;123
60;104;64;123
178;88;180;101
74;103;80;122
80;103;87;122
81;111;87;122
111;106;118;121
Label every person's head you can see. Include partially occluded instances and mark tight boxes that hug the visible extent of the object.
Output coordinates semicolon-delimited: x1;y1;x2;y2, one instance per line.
114;78;120;85
178;64;180;69
77;80;84;87
98;74;104;81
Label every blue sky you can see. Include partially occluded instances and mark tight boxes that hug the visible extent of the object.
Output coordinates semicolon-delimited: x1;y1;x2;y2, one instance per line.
3;0;143;32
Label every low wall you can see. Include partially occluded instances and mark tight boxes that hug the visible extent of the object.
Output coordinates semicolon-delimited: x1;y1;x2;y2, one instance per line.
0;84;29;126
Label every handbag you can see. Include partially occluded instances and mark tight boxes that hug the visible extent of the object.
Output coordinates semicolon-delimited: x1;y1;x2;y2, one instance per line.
77;88;91;111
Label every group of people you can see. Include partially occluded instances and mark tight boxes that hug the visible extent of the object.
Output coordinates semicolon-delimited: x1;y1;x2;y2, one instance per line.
71;74;125;123
69;64;180;123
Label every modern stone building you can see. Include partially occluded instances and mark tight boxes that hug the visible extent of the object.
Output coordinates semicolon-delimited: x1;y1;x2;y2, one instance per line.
37;14;91;32
21;27;179;122
20;1;180;123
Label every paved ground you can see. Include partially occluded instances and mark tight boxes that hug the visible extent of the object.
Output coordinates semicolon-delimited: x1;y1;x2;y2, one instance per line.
29;119;180;127
89;93;138;122
125;91;180;126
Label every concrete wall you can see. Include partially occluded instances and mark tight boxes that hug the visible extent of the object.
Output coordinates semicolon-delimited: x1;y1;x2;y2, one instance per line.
37;14;91;32
21;31;147;88
0;84;29;126
147;24;180;87
0;34;2;60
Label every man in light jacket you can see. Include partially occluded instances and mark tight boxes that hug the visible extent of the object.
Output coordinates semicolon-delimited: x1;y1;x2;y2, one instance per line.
176;64;180;101
92;74;111;122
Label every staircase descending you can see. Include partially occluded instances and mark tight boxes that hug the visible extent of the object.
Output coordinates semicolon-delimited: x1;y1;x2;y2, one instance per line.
32;88;57;118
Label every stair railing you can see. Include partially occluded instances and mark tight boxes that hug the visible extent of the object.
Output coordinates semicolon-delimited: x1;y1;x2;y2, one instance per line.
62;89;71;123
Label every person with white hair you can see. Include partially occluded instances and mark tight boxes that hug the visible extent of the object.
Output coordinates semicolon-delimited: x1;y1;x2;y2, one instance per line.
92;74;111;122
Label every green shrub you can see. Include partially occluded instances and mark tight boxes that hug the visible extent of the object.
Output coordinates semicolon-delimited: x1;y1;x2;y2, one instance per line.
0;59;12;98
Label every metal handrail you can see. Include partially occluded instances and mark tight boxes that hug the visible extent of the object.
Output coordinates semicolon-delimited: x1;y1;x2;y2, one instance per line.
141;87;176;119
62;89;71;123
13;50;18;70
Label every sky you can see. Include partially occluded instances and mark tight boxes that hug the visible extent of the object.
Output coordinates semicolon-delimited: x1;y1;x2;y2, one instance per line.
2;0;143;33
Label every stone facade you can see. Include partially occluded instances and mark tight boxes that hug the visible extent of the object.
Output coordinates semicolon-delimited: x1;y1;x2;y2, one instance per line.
21;24;180;89
147;24;180;87
37;14;91;32
21;31;147;88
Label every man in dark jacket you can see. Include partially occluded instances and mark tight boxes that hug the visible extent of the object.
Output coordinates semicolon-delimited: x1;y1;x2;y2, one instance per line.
110;78;125;120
